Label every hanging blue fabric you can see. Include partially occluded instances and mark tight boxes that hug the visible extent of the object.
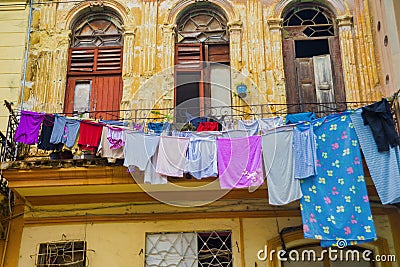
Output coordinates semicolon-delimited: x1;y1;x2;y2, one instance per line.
300;112;377;247
147;122;169;135
286;112;316;124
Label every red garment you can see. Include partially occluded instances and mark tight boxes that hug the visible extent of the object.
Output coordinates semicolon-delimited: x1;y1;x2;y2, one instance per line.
196;122;219;132
78;121;104;152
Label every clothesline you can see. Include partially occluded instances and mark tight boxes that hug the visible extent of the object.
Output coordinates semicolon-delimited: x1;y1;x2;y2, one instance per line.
11;101;380;122
10;98;400;248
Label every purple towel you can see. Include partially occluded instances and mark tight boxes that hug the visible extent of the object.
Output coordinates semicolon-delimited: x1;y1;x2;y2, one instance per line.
217;136;264;189
14;110;45;145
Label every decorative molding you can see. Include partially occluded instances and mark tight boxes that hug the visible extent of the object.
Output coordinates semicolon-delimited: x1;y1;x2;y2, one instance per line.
273;0;349;18
161;24;177;34
122;25;137;36
337;15;353;27
24;210;302;225
267;18;283;30
166;0;239;25
227;20;242;32
64;0;131;30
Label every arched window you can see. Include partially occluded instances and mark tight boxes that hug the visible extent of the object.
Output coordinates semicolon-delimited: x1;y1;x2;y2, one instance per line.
71;13;123;47
282;4;346;114
64;9;123;120
174;3;231;122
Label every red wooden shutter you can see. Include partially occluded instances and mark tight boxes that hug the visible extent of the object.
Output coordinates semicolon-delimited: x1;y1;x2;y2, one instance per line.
68;46;122;75
91;75;123;120
175;43;203;69
96;47;122;71
69;49;95;73
64;78;77;115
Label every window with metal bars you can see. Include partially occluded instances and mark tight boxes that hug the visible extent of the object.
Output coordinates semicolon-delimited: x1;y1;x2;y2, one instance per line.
36;240;86;267
145;231;233;267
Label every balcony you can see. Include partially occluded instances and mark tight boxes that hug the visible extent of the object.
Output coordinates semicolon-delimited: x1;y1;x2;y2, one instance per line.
0;100;386;211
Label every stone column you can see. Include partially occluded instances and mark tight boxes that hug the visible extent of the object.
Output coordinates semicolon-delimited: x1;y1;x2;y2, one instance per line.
121;26;137;118
228;20;243;109
52;30;71;113
122;26;137;77
337;15;360;104
159;24;176;109
266;18;286;107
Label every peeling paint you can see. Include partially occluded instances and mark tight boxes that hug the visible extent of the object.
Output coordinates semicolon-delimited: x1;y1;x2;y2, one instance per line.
23;0;385;115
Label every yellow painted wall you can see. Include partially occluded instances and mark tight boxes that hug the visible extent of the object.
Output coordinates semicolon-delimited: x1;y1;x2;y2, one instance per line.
0;2;28;131
16;215;397;267
18;218;242;267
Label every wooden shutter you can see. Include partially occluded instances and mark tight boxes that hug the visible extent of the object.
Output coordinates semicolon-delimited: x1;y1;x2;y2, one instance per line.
69;49;95;73
175;44;203;69
64;78;78;115
296;58;318;112
207;44;230;63
313;55;335;113
68;46;122;75
328;36;346;110
282;40;299;113
91;75;123;120
96;47;122;71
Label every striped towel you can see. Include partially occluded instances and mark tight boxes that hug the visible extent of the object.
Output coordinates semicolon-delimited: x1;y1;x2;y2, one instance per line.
351;110;400;204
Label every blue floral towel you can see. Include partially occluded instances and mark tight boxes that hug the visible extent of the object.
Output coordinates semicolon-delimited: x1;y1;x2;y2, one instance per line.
300;113;377;247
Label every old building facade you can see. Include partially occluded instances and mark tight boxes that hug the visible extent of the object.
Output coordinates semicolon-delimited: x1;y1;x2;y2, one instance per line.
0;0;399;266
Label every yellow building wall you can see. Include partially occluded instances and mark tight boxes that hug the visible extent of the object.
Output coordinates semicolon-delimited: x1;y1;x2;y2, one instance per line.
0;2;28;131
368;0;400;96
16;215;397;267
21;0;385;116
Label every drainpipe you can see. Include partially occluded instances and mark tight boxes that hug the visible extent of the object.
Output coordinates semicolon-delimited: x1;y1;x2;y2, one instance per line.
20;0;34;110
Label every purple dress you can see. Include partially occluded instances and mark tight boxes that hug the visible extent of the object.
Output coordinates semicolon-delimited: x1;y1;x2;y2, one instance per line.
217;136;264;189
14;110;45;145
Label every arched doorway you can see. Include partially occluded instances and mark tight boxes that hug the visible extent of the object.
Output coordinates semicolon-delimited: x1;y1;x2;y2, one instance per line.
174;3;231;122
282;4;346;114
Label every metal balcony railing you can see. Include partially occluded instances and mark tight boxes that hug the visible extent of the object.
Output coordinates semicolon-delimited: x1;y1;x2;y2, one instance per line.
0;100;395;165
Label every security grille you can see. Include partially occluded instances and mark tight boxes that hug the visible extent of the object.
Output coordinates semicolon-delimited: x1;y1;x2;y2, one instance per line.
145;231;233;267
36;240;86;267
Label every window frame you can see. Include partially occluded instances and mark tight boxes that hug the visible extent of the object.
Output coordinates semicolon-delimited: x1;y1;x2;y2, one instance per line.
36;240;87;267
145;230;233;267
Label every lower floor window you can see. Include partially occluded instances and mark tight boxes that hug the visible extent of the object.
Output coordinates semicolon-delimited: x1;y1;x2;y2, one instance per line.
145;230;233;267
36;240;86;267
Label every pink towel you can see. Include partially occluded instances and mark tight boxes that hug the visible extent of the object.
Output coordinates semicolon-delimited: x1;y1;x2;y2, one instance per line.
217;136;264;189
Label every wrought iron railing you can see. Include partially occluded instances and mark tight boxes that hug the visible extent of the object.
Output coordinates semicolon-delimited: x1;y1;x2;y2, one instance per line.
0;100;383;164
0;101;22;162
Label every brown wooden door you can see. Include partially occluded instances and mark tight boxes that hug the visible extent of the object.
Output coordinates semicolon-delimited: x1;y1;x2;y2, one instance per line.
328;36;346;110
296;58;318;112
283;40;299;113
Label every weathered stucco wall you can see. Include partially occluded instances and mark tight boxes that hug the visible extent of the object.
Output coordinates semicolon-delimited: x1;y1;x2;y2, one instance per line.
0;2;28;131
21;0;385;116
16;215;397;267
368;0;400;96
